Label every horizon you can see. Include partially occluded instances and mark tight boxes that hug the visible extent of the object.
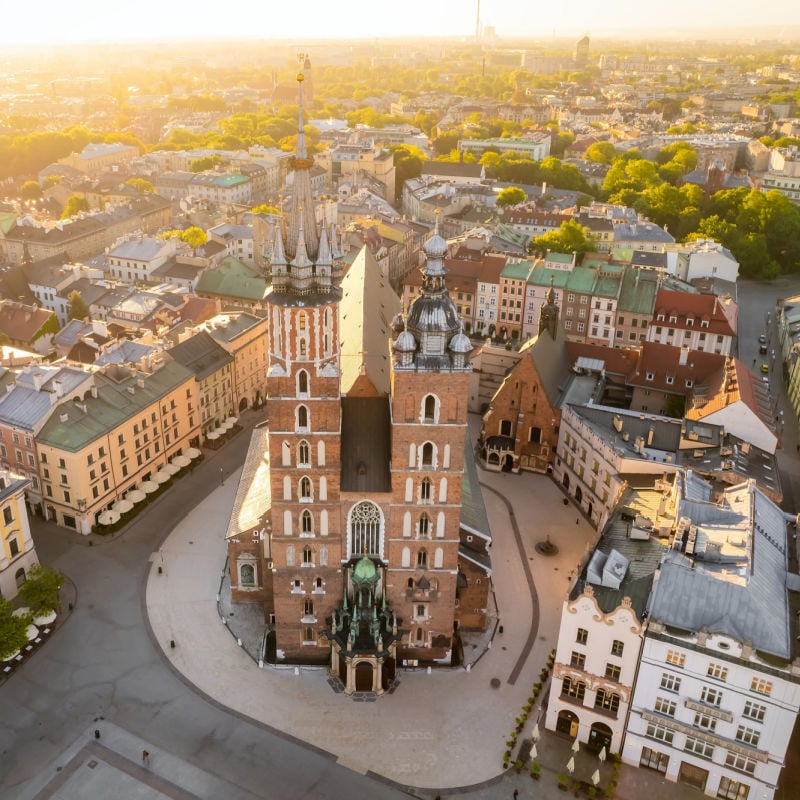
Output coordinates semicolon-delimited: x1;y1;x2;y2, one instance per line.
5;0;800;47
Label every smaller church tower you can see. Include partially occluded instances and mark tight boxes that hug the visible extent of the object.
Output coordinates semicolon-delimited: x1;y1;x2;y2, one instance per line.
539;276;560;340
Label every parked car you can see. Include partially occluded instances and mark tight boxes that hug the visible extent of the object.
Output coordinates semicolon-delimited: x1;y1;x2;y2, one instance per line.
759;344;768;354
759;334;767;344
760;363;769;373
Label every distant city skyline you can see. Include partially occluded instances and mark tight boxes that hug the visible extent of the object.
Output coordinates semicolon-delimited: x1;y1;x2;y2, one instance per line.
5;0;800;46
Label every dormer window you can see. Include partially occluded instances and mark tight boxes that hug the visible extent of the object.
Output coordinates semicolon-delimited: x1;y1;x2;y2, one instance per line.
646;371;655;381
668;315;677;324
666;375;674;385
700;320;709;328
656;313;665;322
685;379;693;388
686;318;694;326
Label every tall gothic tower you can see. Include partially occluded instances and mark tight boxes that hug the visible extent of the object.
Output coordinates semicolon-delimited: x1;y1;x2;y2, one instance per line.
266;66;346;663
387;222;473;666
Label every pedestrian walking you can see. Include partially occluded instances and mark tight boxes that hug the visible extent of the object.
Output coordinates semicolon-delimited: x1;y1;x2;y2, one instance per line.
576;517;579;525
142;750;150;766
513;790;519;799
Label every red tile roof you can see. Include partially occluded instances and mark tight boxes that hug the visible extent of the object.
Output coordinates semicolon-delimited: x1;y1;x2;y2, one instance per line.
654;288;737;336
627;342;726;393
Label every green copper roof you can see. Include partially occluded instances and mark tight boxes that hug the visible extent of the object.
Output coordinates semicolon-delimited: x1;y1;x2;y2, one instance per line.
593;265;623;299
500;260;534;281
352;556;378;584
527;264;571;289
195;256;267;302
564;266;596;293
618;266;658;315
37;361;194;452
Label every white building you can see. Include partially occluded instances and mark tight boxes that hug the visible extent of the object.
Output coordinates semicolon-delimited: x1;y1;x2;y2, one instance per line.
208;223;255;265
675;239;739;284
107;236;180;284
0;470;36;601
623;477;800;800
547;482;670;753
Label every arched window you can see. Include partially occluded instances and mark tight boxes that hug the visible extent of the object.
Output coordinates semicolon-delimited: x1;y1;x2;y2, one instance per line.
419;513;430;538
500;419;512;436
297;405;309;431
315;577;323;590
298;440;310;466
304;626;314;642
402;546;411;567
594;689;620;714
301;509;313;533
421;442;434;468
423;394;437;423
302;546;313;566
15;566;26;588
299;312;307;331
415;628;423;642
529;426;542;444
303;598;314;616
282;441;291;466
407;577;414;589
297;369;309;395
299;477;312;500
240;563;255;587
434;547;443;568
562;677;586;701
417;549;428;568
421;477;432;501
299;339;307;357
349;501;382;558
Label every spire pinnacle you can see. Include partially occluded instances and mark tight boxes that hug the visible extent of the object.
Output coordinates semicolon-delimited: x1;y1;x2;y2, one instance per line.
295;58;307;160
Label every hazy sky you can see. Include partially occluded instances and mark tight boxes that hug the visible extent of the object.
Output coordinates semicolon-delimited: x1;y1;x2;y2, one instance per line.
5;0;800;45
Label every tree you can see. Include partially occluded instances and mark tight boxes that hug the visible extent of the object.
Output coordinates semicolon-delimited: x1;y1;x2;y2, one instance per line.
61;195;89;219
250;204;280;215
181;226;208;251
0;597;28;660
496;186;526;208
125;178;155;193
431;132;460;156
67;290;90;321
19;180;42;201
189;155;222;173
584;142;616;164
18;564;63;615
528;220;595;258
42;174;63;189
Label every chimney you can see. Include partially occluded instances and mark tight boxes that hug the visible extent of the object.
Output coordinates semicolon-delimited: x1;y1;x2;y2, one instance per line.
679;346;689;366
90;385;98;399
613;415;623;432
647;426;654;446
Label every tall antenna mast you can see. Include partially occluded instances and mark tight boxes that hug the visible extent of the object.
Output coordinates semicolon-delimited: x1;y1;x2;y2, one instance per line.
475;0;481;40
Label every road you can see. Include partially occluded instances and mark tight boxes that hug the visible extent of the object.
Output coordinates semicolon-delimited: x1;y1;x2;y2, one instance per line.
0;414;409;800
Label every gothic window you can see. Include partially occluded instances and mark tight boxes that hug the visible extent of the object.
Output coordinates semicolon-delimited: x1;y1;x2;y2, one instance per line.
302;546;313;565
299;339;307;357
282;440;291;466
349;501;382;558
297;369;309;395
423;394;438;423
500;420;512;436
419;513;430;537
297;405;309;431
304;626;314;642
286;545;295;566
299;312;307;331
240;563;255;586
416;628;423;642
407;577;414;589
301;509;313;533
417;549;428;568
304;598;314;616
421;442;434;468
299;477;312;500
315;577;323;590
421;477;432;501
529;427;542;444
298;440;310;466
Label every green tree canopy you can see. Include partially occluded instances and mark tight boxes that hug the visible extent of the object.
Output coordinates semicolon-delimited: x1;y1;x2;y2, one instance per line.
390;144;427;200
61;195;89;219
67;290;90;321
496;186;527;207
125;178;155;193
189;155;223;173
250;204;280;215
0;597;29;659
584;142;617;164
431;131;460;156
18;564;63;615
528;220;596;258
19;180;42;201
42;174;63;189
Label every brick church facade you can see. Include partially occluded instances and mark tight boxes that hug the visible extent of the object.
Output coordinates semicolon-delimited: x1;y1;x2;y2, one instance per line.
226;70;490;695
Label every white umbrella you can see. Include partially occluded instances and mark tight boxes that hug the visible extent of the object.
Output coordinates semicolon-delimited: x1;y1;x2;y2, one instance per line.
12;607;30;618
532;723;540;741
206;431;220;441
225;416;238;425
530;743;537;760
171;454;191;468
591;769;600;787
33;610;56;626
113;499;133;514
153;470;171;484
571;738;580;753
141;480;159;494
98;509;121;526
163;462;181;475
126;489;146;504
219;421;233;431
566;756;575;774
26;624;39;641
186;447;201;459
598;746;607;763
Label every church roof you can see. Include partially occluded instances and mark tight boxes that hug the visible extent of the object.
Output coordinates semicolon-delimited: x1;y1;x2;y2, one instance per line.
340;396;391;493
339;246;400;396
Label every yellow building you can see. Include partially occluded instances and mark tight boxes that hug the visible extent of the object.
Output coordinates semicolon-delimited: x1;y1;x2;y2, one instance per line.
0;471;36;599
35;357;199;533
167;330;235;437
202;313;269;412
